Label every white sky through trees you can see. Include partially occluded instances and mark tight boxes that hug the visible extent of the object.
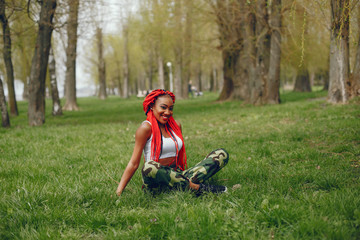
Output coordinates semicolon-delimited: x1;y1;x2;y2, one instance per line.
4;0;139;100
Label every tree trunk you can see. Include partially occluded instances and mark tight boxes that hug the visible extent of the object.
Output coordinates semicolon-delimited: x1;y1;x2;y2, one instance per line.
116;60;122;97
158;55;165;89
182;0;193;99
310;71;315;87
97;27;107;100
63;0;79;111
123;24;129;98
351;4;360;97
48;46;62;116
294;66;312;92
0;0;18;116
210;68;215;92
28;0;57;126
174;56;182;97
232;0;251;101
328;0;350;104
23;78;29;100
249;0;270;105
197;63;202;92
323;72;329;91
267;0;281;104
0;77;10;127
148;50;153;90
216;0;238;100
245;6;259;104
216;0;249;101
173;0;183;98
218;49;235;100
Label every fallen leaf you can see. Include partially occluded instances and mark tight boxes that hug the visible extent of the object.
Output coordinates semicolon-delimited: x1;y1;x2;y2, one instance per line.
232;184;242;190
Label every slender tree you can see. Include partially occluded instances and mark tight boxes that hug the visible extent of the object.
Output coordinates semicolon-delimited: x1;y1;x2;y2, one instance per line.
48;46;62;116
28;0;56;126
97;27;107;100
0;0;18;116
328;0;350;103
0;77;10;127
173;0;183;98
153;0;165;90
157;54;165;89
63;0;79;111
123;23;129;98
147;50;153;90
182;0;193;99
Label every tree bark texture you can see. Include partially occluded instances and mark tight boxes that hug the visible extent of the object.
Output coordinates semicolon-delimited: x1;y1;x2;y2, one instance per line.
148;50;153;90
250;0;270;105
116;59;122;97
182;0;193;99
97;27;107;100
123;24;129;98
158;55;165;89
197;63;202;92
216;0;241;101
0;0;18;116
294;66;311;92
0;77;10;127
210;68;215;92
173;0;183;98
28;0;56;126
246;4;261;105
328;0;350;104
63;0;79;111
215;0;281;104
217;0;269;102
266;0;281;104
48;46;62;116
351;4;360;97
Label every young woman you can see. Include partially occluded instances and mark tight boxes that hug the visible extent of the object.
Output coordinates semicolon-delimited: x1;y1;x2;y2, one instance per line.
116;89;229;196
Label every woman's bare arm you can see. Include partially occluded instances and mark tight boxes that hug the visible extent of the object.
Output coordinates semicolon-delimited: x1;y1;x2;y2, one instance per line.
116;123;151;196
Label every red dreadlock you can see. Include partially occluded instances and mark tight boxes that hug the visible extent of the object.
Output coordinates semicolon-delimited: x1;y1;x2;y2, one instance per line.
143;89;187;170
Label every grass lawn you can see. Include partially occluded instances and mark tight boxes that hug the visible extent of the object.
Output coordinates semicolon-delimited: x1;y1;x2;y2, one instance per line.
1;90;359;239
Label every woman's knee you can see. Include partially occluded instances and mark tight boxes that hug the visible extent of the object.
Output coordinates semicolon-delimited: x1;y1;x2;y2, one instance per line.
211;148;229;168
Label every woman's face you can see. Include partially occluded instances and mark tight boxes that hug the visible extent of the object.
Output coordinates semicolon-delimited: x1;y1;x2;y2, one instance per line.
152;95;174;125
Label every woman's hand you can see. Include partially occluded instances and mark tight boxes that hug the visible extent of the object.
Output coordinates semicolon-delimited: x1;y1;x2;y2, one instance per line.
115;122;151;197
116;185;122;196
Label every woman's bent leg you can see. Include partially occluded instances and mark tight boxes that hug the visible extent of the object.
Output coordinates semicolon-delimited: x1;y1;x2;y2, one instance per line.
142;160;189;191
183;148;229;184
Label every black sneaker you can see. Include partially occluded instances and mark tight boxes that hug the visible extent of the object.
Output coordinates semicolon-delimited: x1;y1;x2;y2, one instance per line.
197;183;227;195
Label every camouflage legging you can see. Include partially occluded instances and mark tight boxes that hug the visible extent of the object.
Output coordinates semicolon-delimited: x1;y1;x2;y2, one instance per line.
141;148;229;192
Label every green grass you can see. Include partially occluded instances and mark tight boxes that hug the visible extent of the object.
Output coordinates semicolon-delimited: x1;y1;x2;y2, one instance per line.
1;90;359;239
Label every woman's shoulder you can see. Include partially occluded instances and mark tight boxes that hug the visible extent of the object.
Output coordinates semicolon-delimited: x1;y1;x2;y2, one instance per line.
175;120;182;130
136;121;152;139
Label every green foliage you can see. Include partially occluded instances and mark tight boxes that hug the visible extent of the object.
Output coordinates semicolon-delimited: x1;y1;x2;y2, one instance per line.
1;0;37;84
282;0;330;81
1;91;360;239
